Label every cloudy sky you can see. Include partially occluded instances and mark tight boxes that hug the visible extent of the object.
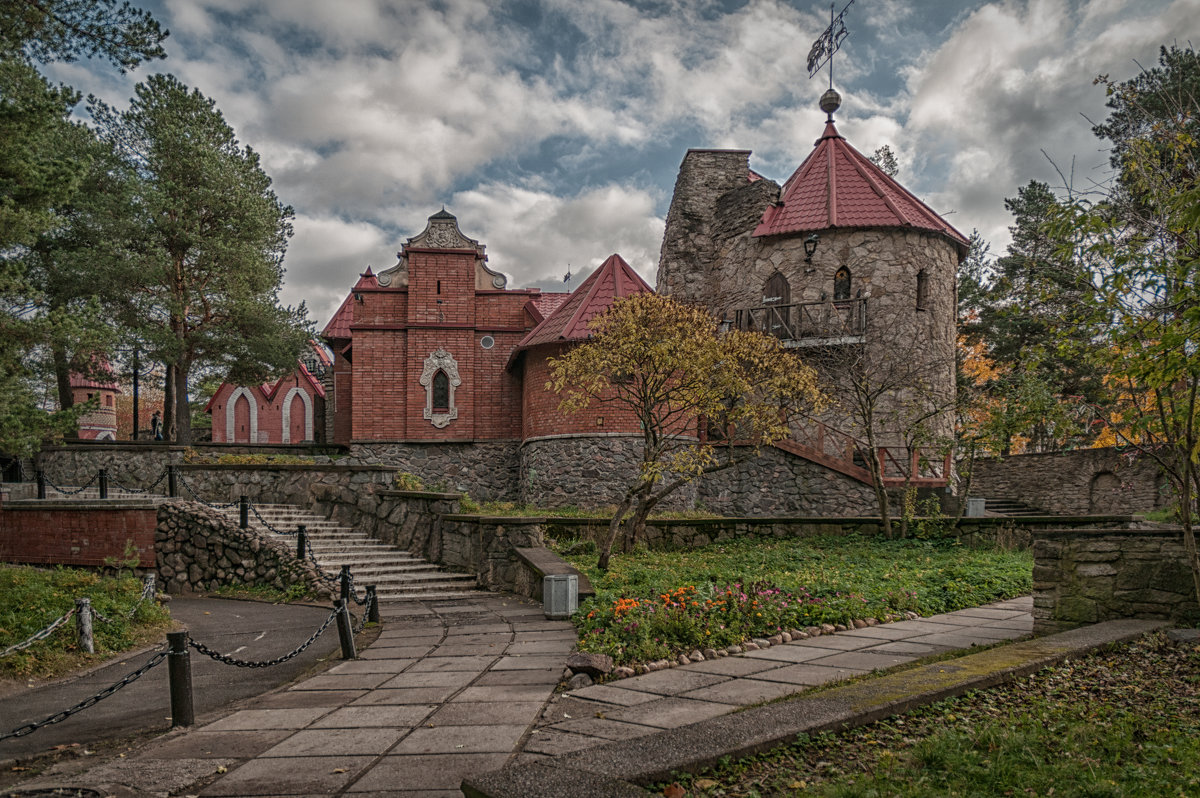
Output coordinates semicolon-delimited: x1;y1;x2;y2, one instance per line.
45;0;1199;328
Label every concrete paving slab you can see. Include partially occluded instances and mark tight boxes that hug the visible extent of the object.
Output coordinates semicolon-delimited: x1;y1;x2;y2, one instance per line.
750;662;866;685
876;620;968;635
308;704;437;728
462;760;647;798
598;669;728;697
445;624;512;636
605;697;734;730
508;621;576;632
390;724;527;754
919;613;980;627
806;650;916;671
475;667;562;686
772;634;880;651
683;656;785;677
512;629;579;641
953;625;1029;640
358;644;436;658
455;684;555;703
439;633;510;645
906;631;1005;648
547;717;660;741
379;669;478;689
739;644;848;663
838;624;922;640
198;753;375;796
680;677;807;706
202;707;331;732
287;673;394;691
491;655;569;670
428;700;547;726
505;639;578;655
407;655;499;672
350;685;460;705
258;727;407;757
328;658;416;675
867;640;947;656
251;689;368;709
521;730;602;756
562;683;662;707
434;643;508;656
140;729;294;759
948;607;1030;620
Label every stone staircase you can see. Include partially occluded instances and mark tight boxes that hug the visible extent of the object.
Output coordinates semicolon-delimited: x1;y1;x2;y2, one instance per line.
213;502;479;602
983;497;1054;517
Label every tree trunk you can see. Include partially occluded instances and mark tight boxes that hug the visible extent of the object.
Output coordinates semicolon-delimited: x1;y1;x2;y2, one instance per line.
163;364;175;442
175;360;192;445
864;427;892;538
1183;467;1200;610
52;346;78;440
597;492;635;572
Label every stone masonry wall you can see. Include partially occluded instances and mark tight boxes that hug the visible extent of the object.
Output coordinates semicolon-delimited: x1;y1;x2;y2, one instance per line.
156;500;330;597
1032;526;1198;634
351;441;519;501
972;448;1168;516
519;435;697;510
699;445;880;516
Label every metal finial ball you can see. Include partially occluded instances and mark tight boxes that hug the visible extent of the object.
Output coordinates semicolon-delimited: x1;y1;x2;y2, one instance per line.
819;88;842;115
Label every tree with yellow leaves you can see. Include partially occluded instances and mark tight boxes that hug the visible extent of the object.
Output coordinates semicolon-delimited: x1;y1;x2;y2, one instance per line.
549;293;825;570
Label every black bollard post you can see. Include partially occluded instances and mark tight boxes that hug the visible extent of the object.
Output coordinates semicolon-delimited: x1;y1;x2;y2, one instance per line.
167;465;178;498
367;585;380;624
36;469;46;499
167;631;194;727
239;495;249;529
339;565;351;605
296;525;307;560
335;600;356;660
98;468;108;499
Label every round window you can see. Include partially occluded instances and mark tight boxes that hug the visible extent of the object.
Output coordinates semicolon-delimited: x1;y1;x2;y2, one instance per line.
480;336;495;349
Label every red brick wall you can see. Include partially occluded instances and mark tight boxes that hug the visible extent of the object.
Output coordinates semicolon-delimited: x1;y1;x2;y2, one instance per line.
0;506;156;567
208;370;326;444
332;348;353;444
521;344;645;439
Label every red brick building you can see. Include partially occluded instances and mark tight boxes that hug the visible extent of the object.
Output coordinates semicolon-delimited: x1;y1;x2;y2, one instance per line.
206;341;331;444
71;371;120;441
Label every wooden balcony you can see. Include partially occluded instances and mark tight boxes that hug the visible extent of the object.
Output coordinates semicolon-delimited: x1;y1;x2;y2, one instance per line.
733;298;866;347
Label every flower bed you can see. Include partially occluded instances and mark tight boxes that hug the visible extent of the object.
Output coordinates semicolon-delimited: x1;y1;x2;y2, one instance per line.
559;536;1032;667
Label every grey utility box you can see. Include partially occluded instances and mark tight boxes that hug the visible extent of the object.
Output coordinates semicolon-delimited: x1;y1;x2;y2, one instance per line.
543;574;578;620
966;497;987;517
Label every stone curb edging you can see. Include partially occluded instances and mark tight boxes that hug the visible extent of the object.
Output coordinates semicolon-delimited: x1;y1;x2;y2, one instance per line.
462;618;1165;798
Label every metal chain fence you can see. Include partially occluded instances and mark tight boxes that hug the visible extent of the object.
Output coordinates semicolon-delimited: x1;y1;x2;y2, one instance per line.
187;608;339;668
0;651;167;741
108;468;168;495
248;503;289;535
176;473;239;509
344;571;369;605
0;609;78;659
43;472;99;496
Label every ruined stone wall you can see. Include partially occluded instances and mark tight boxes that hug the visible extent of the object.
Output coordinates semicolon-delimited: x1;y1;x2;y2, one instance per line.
698;445;879;516
1032;526;1198;633
971;448;1168;516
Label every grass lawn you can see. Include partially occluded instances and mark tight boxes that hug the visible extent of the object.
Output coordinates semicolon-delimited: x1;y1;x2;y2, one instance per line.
658;632;1200;797
0;565;172;682
555;535;1032;666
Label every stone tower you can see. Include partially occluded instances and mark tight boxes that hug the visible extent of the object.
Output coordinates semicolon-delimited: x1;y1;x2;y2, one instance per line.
658;91;969;454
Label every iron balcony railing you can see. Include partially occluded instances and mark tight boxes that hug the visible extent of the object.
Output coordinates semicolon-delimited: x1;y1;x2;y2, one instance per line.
734;297;867;344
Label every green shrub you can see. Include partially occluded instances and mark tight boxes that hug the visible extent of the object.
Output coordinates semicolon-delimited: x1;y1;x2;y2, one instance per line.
392;471;425;491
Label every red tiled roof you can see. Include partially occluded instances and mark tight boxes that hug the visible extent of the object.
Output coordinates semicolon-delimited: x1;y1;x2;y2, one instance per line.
515;254;652;351
525;292;571;324
322;269;378;340
754;121;969;249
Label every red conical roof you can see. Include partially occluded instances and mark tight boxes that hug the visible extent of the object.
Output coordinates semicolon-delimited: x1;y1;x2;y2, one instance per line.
515;254;652;350
754;121;968;251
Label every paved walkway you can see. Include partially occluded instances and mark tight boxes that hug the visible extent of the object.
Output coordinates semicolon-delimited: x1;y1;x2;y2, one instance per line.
526;596;1032;758
8;595;1034;797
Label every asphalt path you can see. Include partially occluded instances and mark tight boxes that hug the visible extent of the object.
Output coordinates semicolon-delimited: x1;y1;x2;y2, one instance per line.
0;596;344;764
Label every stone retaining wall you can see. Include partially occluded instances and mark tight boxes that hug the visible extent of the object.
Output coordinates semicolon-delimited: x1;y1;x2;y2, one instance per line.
699;446;881;516
1032;526;1199;634
351;441;519;501
542;514;1136;551
971;448;1168;516
156;500;330;597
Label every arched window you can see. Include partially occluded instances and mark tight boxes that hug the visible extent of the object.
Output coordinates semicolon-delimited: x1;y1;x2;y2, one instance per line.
916;269;928;310
763;272;790;306
432;370;450;411
834;267;851;301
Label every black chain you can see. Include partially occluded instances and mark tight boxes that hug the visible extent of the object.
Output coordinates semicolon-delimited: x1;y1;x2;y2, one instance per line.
344;571;368;605
303;538;338;586
92;579;155;625
44;472;99;496
249;503;288;535
353;593;374;633
0;609;76;658
0;651;167;741
109;468;168;495
188;608;338;668
176;474;238;509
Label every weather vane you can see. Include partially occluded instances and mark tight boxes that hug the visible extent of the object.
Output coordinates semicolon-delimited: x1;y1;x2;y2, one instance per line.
806;0;855;88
